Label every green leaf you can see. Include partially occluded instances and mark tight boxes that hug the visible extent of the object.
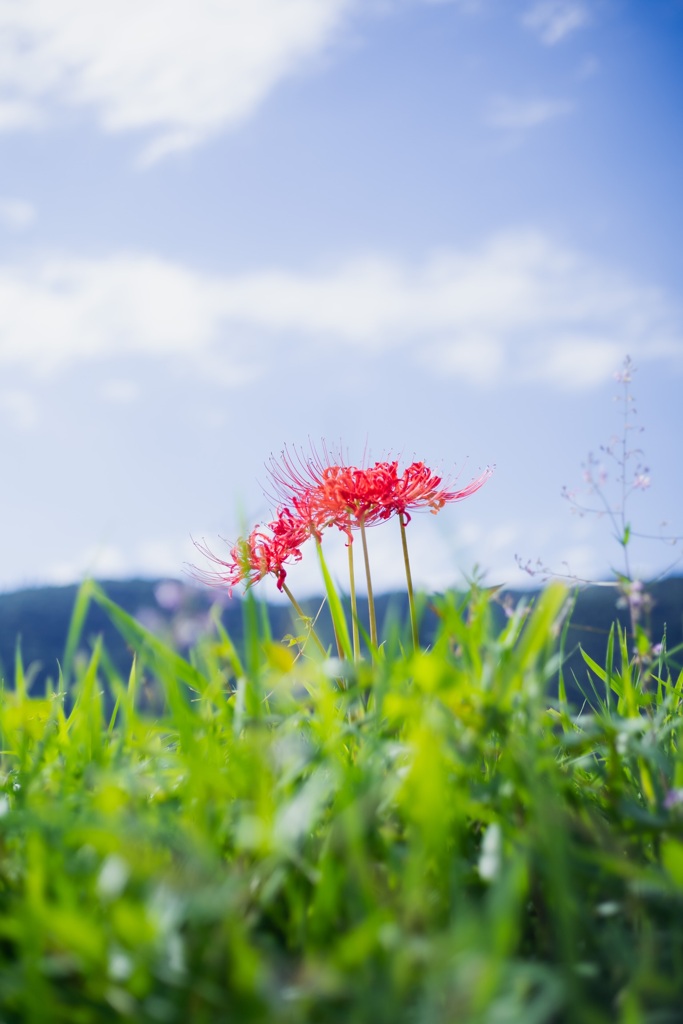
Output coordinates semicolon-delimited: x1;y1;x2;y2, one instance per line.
515;582;568;670
316;539;352;662
88;582;208;695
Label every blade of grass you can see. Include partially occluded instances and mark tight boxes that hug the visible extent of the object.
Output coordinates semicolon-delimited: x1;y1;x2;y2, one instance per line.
62;578;96;689
89;582;208;696
316;539;352;662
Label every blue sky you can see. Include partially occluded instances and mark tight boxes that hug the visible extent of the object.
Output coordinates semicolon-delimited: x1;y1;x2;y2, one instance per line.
0;0;681;600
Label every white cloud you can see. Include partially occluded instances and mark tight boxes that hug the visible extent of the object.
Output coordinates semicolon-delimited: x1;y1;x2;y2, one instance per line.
0;231;680;391
528;336;623;389
0;99;42;131
0;0;357;161
0;253;257;378
522;1;591;45
44;535;201;586
487;95;574;130
45;543;130;584
0;198;37;230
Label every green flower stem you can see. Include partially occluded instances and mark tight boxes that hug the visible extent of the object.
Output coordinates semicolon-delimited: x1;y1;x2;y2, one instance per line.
331;625;345;664
281;581;327;657
315;536;353;661
348;541;361;661
399;513;419;650
359;519;378;648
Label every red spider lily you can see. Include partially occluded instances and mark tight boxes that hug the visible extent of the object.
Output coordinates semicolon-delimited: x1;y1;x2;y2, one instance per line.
265;442;341;509
193;505;312;594
267;447;396;534
265;445;384;539
310;462;399;537
262;450;493;653
386;461;494;523
266;445;493;537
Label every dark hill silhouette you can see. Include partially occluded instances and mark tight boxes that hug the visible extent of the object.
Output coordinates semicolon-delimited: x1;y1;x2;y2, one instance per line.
1;577;681;706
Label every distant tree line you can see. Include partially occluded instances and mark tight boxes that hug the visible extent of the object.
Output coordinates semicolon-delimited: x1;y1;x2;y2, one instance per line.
0;577;681;706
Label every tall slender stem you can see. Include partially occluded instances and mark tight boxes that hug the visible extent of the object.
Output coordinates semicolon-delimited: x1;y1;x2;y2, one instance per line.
359;519;378;648
281;581;327;657
347;541;360;661
399;513;419;650
619;370;633;585
331;626;344;661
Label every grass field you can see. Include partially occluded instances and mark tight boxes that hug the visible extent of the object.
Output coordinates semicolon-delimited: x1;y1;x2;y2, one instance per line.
0;575;682;1023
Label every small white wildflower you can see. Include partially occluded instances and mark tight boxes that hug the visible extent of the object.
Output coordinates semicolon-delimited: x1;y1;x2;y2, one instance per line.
478;823;502;881
596;901;621;917
97;855;130;899
108;948;133;982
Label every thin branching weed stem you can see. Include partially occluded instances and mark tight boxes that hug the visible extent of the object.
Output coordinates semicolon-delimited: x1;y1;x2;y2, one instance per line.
281;581;327;657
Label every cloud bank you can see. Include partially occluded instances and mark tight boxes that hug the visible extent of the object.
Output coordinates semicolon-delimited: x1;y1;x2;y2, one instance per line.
0;231;680;390
0;0;357;162
0;0;596;161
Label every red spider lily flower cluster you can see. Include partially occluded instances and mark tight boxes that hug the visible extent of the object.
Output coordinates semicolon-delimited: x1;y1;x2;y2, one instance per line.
193;508;310;594
196;447;493;594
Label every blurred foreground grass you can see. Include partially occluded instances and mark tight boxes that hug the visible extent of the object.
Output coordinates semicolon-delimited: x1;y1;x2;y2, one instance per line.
0;579;682;1023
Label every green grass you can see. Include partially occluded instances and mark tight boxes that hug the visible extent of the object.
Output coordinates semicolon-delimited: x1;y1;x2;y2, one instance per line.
0;578;682;1023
